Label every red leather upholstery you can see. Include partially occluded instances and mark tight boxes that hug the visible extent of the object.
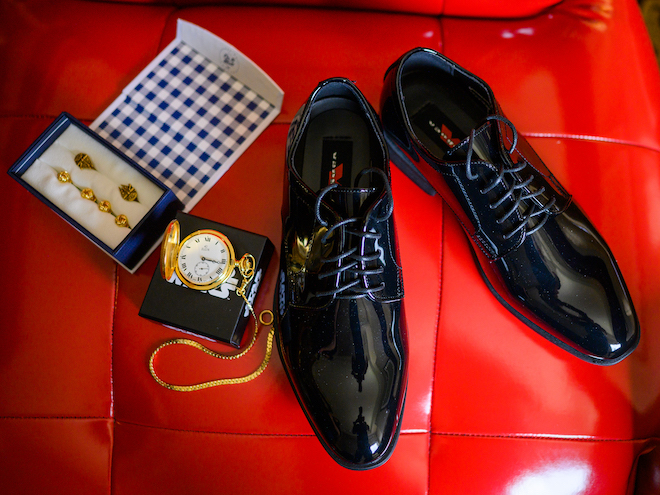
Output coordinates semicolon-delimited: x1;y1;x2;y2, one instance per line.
81;0;561;18
1;0;659;493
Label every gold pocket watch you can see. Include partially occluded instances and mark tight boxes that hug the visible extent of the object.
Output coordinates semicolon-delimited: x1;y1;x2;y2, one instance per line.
160;219;255;293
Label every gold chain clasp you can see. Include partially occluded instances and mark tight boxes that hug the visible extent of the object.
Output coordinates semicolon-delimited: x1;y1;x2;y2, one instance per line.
236;254;256;297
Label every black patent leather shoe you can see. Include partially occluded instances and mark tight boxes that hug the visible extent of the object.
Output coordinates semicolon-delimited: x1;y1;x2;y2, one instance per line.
380;47;639;365
276;78;407;469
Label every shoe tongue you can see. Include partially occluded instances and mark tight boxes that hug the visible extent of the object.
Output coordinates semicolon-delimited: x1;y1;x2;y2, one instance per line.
445;118;501;163
324;186;381;219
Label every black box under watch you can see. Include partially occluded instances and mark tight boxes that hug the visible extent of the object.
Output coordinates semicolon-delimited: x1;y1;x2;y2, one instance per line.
139;211;273;347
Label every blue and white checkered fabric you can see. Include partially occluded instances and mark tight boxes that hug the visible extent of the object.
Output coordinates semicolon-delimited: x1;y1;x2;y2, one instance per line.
92;42;275;205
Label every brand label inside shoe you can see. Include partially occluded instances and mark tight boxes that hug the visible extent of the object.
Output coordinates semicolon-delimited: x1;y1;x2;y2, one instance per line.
321;138;353;187
411;103;463;152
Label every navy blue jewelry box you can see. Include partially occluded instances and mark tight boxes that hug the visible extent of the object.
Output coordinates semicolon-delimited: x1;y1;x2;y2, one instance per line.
8;112;184;272
139;211;274;347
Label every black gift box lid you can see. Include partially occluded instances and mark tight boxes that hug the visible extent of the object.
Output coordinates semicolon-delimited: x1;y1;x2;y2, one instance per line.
139;211;273;347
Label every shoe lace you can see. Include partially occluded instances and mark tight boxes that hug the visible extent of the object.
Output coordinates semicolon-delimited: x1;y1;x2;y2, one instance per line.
312;168;394;300
464;114;556;241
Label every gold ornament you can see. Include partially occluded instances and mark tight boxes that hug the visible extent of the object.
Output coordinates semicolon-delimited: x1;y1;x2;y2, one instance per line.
57;170;72;183
98;200;112;213
80;188;96;202
74;153;95;170
56;170;130;229
119;183;139;202
115;214;130;228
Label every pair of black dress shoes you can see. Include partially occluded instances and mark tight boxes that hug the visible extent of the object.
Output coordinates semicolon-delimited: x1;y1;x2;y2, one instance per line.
275;47;640;470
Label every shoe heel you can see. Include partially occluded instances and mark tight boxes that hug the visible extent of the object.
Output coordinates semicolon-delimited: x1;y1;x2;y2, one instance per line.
384;131;436;196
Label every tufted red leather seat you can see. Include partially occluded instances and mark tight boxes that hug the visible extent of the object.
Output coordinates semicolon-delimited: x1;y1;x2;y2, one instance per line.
1;0;660;493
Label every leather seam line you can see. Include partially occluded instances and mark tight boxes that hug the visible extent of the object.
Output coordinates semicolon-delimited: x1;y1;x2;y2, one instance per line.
522;132;660;153
0;416;655;445
123;419;313;437
109;264;118;495
0;113;60;121
111;420;431;437
431;431;660;443
0;416;112;420
427;205;445;493
111;266;118;416
1;115;659;154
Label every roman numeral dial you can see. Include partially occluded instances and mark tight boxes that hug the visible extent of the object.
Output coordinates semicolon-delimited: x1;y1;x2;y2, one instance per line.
173;228;236;290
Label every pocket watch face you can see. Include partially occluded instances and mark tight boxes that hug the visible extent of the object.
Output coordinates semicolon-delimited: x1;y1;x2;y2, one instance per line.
175;229;236;290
